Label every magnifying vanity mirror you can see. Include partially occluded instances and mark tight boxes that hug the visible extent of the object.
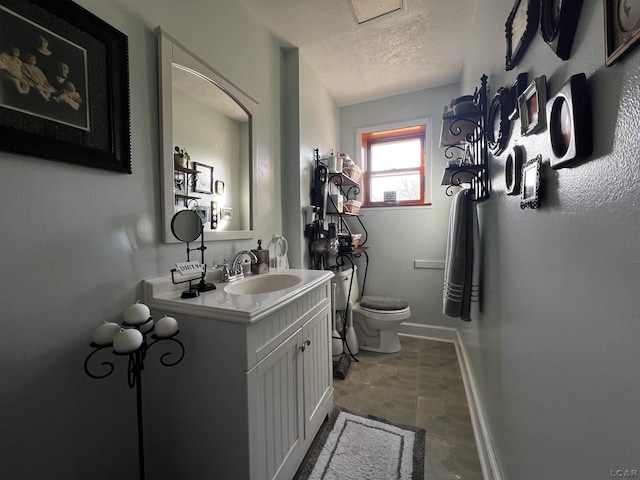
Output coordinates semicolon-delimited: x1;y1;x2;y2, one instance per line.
158;28;257;243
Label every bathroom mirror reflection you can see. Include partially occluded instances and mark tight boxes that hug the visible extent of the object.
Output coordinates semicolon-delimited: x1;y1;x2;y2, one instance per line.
158;28;257;243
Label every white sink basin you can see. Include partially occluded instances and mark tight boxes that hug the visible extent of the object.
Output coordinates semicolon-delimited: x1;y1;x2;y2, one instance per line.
224;274;302;295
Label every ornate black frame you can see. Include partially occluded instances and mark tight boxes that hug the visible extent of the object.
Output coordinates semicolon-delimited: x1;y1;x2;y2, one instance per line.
540;0;584;60
0;0;130;173
506;0;540;70
488;87;512;156
520;154;541;209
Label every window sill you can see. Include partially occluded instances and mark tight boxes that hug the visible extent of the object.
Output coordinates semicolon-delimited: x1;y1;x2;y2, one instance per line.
362;203;432;212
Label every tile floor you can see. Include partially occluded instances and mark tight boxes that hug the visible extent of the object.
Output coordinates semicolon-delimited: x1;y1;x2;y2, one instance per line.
333;335;484;480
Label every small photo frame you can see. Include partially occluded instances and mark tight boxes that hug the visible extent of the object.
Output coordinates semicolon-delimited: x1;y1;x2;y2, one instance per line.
520;155;542;209
193;162;213;194
220;207;233;220
194;205;211;225
215;180;225;195
605;0;640;66
519;76;547;136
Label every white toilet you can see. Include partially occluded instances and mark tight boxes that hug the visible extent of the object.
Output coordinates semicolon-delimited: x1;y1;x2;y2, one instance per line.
332;266;411;354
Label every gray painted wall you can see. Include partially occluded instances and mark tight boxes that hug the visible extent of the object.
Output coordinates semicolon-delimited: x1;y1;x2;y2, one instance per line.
339;84;461;328
457;1;640;478
0;1;285;477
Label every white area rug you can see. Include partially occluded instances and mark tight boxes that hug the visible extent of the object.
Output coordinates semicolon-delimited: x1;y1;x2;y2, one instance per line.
295;407;425;480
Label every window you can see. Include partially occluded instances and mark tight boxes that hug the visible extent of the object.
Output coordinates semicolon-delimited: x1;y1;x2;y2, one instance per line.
361;124;428;207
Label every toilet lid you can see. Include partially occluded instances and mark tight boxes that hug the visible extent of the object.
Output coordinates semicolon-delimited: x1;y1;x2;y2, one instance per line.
359;295;409;311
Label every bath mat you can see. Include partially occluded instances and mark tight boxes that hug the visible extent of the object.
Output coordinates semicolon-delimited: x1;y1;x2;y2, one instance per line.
294;406;425;480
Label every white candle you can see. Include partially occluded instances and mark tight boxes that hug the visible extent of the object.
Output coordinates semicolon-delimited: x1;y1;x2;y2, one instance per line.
123;301;150;325
113;328;143;353
92;322;121;346
154;316;178;338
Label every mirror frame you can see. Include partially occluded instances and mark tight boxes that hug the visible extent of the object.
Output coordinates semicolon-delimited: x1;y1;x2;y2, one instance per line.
157;28;257;243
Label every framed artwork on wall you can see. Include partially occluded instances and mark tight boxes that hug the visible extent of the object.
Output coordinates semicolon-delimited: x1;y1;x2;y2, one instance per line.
547;73;593;169
540;0;584;60
488;87;512;156
519;76;547;136
520;154;542;209
604;0;640;66
505;0;539;71
193;162;213;194
0;0;130;173
505;144;525;196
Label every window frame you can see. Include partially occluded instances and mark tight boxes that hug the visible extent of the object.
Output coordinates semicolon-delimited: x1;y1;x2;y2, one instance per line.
360;122;430;208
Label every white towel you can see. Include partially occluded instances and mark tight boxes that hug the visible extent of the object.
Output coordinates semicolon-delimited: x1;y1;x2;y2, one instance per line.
443;190;481;321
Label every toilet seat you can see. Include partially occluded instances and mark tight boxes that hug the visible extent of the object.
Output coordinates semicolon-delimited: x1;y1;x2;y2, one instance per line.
354;303;411;321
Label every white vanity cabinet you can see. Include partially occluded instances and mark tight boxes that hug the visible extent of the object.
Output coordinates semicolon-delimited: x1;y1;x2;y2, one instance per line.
142;270;333;480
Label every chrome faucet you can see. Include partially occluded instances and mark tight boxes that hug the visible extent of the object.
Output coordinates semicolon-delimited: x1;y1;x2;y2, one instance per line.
231;251;258;278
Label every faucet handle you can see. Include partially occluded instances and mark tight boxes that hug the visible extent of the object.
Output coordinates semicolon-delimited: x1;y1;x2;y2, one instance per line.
215;259;231;281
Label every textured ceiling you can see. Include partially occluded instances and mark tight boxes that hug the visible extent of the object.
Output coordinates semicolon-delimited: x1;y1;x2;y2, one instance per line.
240;0;478;106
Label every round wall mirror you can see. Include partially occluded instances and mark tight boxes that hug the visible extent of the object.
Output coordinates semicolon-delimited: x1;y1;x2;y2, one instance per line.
171;210;202;243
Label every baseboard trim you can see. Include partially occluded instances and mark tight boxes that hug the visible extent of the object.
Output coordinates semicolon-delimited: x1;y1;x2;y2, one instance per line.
455;330;502;480
398;323;501;480
398;322;457;342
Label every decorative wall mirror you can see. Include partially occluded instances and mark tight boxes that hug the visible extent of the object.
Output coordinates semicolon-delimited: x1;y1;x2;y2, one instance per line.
506;0;539;71
488;87;512;156
158;28;257;243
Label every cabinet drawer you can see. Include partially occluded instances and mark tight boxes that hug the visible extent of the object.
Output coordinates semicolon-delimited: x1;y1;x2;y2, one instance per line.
245;280;330;369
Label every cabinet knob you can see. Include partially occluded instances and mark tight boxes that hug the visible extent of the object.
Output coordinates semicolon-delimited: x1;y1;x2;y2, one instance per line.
299;339;311;352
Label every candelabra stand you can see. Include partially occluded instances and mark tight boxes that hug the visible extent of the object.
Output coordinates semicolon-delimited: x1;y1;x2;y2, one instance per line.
83;318;185;480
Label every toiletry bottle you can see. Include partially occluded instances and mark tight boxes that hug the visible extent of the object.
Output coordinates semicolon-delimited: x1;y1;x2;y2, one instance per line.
251;239;270;274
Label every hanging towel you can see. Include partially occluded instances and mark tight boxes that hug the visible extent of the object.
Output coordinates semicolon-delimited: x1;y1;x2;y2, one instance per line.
443;190;481;321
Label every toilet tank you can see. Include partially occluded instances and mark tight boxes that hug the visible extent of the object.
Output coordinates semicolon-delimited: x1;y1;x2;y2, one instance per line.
331;266;359;311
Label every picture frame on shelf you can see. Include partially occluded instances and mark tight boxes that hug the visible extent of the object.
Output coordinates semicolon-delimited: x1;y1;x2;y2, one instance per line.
520;155;542;209
519;76;547;136
193;162;213;194
604;0;640;66
505;0;539;71
0;0;130;173
540;0;584;60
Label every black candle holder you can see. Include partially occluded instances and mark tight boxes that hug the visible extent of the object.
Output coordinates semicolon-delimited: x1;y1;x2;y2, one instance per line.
84;317;185;480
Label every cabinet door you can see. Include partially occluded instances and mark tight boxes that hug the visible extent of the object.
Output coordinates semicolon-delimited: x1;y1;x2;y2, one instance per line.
249;329;304;480
302;304;333;437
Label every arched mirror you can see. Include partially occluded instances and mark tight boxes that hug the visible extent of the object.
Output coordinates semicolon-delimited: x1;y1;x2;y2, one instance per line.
158;28;257;243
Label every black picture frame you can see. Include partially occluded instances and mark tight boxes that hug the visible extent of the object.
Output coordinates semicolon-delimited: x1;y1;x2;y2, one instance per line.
505;144;525;196
519;75;547;136
506;0;540;71
547;73;592;169
604;0;640;66
509;72;528;120
192;162;213;194
0;0;130;173
520;154;542;209
540;0;584;60
488;87;512;156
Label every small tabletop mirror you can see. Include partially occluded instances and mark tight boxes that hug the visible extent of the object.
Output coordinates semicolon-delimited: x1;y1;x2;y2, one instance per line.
171;209;202;243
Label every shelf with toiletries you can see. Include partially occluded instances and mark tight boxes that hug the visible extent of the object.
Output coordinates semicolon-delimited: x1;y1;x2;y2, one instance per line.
173;165;201;206
439;74;490;201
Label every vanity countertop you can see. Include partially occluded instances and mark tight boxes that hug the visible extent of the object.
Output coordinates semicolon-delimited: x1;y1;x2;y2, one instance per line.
142;268;333;324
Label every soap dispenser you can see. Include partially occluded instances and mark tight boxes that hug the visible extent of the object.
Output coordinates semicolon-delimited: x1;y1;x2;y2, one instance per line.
251;239;269;274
